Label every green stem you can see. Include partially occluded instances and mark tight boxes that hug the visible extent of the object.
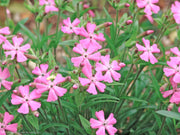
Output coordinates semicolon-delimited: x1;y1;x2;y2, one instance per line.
157;117;166;135
58;98;70;135
15;65;21;79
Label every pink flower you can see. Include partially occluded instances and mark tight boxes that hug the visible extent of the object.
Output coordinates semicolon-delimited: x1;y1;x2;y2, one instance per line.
39;0;58;13
3;36;30;62
161;78;180;98
11;85;41;114
136;0;160;15
171;1;180;24
0;112;18;135
32;64;53;83
0;27;10;44
95;55;125;83
0;67;13;90
61;17;81;35
145;14;154;23
163;60;180;83
136;38;160;64
170;47;180;62
71;43;101;67
36;74;67;102
79;23;105;51
79;65;106;95
90;110;117;135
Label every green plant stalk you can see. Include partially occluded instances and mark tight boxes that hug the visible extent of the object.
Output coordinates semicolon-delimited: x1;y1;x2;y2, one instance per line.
157;117;166;135
21;114;35;132
58;98;70;135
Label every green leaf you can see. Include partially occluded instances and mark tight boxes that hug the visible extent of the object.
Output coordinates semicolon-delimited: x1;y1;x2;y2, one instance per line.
13;18;29;34
105;81;124;86
156;110;180;121
40;123;68;133
26;115;39;130
58;40;77;46
0;0;10;6
119;96;148;103
79;115;91;134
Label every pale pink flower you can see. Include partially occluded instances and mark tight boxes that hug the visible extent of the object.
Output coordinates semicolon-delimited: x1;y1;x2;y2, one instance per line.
61;17;81;35
11;85;41;114
79;23;105;51
32;64;53;82
145;14;154;23
171;1;180;24
79;65;106;95
136;38;160;64
95;55;125;83
39;0;58;13
36;74;67;102
3;36;30;62
0;67;13;90
163;60;180;83
0;27;10;44
136;0;160;15
170;47;180;62
0;112;18;135
71;43;101;67
90;110;117;135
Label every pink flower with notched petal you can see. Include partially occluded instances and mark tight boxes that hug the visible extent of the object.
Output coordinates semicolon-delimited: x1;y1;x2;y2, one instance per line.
163;60;180;83
161;78;180;98
0;27;10;45
11;85;41;114
39;0;58;13
2;36;30;62
32;64;53;83
79;65;106;95
79;23;105;51
0;67;13;90
61;17;81;35
0;112;18;135
136;0;160;15
90;110;117;135
170;47;180;62
36;74;67;102
71;43;101;67
171;1;180;24
136;38;160;64
95;55;125;83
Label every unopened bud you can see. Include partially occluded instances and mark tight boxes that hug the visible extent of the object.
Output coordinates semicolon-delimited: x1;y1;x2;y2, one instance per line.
29;82;36;87
13;90;18;94
25;54;38;60
146;30;154;35
33;111;39;117
125;3;130;7
66;76;71;82
168;103;174;111
73;84;79;89
119;62;126;68
126;20;133;25
55;66;59;71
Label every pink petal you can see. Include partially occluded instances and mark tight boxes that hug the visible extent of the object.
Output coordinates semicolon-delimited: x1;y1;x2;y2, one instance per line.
0;129;6;135
72;18;80;26
12;36;23;48
87;83;97;95
4;51;16;60
151;44;160;53
173;72;180;83
95;81;106;93
36;83;49;93
19;85;29;97
53;74;66;84
170;47;180;56
63;17;71;26
79;77;91;86
5;123;18;133
96;126;106;135
3;112;14;125
1;68;11;79
103;71;113;83
20;44;30;52
17;52;27;62
136;43;146;52
140;52;149;62
90;118;102;128
1;80;13;90
29;101;41;111
11;94;24;105
32;67;41;75
88;52;101;62
47;89;58;102
29;90;41;100
95;110;105;122
162;90;174;98
111;70;121;81
151;4;160;14
82;65;92;79
95;62;108;72
101;55;110;67
45;6;58;13
111;61;121;70
53;86;67;97
136;0;147;8
2;40;15;50
142;38;150;48
61;26;73;34
94;33;105;41
144;5;152;15
73;44;85;54
0;27;10;35
71;56;84;67
86;23;96;33
106;125;117;135
106;113;117;125
149;52;158;64
163;68;176;77
80;38;90;49
18;102;29;114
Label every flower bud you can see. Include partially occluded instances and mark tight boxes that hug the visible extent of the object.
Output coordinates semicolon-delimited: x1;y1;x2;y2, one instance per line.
125;3;130;7
119;62;126;68
146;30;154;35
33;111;39;117
13;90;18;94
73;84;79;89
126;20;133;25
167;103;174;111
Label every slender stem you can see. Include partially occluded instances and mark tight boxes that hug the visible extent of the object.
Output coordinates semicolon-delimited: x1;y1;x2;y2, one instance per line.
157;117;166;135
15;65;21;79
58;98;70;135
